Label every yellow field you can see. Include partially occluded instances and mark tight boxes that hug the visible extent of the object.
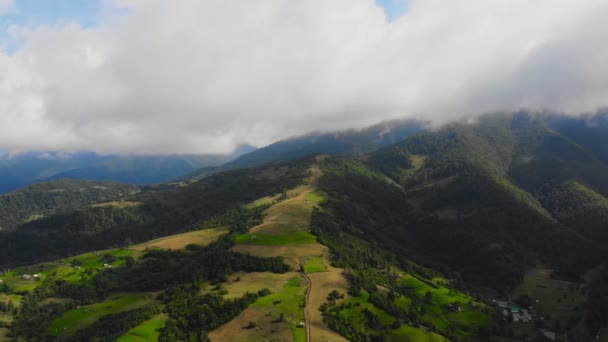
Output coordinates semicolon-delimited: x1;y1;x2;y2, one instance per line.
307;265;350;342
130;226;228;251
243;193;282;209
219;165;349;342
92;200;141;208
220;271;297;300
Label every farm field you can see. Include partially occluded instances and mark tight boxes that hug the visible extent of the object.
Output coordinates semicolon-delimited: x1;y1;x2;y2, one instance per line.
48;292;158;338
219;271;296;300
209;274;307;342
236;231;316;246
302;256;327;273
332;292;449;341
512;268;585;330
130;226;228;251
117;314;167;342
243;193;281;209
216;165;351;342
0;226;228;293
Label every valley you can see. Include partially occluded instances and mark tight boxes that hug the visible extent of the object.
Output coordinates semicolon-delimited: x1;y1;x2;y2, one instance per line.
0;112;606;341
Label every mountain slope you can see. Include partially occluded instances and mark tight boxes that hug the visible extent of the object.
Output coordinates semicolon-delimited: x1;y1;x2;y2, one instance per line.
356;112;608;286
0;179;139;232
0;149;254;194
0;160;309;267
183;119;425;181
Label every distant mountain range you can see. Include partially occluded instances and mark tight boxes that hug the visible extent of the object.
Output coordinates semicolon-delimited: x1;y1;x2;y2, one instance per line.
1;111;607;340
0;146;256;194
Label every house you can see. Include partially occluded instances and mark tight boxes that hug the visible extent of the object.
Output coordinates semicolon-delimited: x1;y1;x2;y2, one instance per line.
520;309;532;323
74;265;81;270
274;298;282;304
33;274;41;280
298;321;305;328
251;235;257;240
502;309;509;319
22;274;31;280
447;302;461;312
539;329;556;341
0;279;3;284
496;301;509;308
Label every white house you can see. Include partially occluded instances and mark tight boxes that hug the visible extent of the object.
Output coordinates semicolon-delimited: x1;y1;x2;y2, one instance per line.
22;274;31;280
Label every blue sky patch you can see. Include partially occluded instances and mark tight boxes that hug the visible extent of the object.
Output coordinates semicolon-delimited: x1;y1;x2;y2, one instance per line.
376;0;410;22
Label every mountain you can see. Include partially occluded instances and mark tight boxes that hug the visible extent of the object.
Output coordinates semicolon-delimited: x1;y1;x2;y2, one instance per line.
0;148;255;194
45;154;233;185
0;160;308;267
182;119;425;181
0;179;139;232
1;112;607;341
353;111;608;287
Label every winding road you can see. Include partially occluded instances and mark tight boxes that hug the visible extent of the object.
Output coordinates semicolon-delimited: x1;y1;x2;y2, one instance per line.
286;257;312;342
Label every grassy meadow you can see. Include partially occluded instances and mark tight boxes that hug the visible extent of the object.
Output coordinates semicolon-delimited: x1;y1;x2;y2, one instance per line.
117;314;167;342
48;293;157;338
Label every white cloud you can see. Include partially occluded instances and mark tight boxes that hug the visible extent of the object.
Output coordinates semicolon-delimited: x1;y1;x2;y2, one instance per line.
0;0;13;14
1;0;608;154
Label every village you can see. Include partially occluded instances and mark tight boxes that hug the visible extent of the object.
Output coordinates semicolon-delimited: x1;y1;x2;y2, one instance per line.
492;298;559;341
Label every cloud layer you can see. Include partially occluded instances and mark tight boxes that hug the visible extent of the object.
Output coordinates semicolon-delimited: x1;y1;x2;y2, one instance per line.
1;0;607;154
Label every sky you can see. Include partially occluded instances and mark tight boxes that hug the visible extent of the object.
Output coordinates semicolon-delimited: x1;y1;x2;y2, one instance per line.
0;0;607;155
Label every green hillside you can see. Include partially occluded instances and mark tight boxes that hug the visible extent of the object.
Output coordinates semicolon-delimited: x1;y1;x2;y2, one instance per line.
0;179;139;232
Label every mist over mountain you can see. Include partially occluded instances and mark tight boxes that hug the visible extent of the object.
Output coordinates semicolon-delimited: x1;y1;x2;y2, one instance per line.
0;147;255;194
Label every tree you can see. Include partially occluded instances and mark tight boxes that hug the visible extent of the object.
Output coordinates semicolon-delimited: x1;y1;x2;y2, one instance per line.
425;290;433;304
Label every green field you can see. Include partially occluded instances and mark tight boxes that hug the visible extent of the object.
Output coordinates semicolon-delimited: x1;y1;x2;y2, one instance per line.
243;194;282;209
512;268;585;330
306;190;328;205
117;314;167;342
251;275;306;327
398;274;482;307
236;231;317;245
390;325;449;342
336;292;449;341
302;256;327;273
48;293;157;338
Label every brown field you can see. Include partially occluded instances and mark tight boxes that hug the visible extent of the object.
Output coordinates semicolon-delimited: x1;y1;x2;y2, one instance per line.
0;327;9;341
92;200;141;208
250;167;321;235
232;244;326;261
307;265;350;342
131;226;228;251
209;307;294;342
215;165;349;342
221;272;298;300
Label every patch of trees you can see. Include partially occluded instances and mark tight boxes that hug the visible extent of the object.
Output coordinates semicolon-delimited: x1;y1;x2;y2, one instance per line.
70;307;161;342
97;235;290;292
0;179;138;231
159;285;260;341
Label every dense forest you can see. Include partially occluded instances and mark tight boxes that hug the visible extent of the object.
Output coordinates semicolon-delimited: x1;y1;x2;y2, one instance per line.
0;161;308;267
0;179;138;232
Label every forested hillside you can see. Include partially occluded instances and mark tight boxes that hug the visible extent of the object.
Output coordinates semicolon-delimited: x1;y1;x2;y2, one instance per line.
182;119;424;181
0;112;607;340
0;161;308;267
0;180;139;232
353;112;608;287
